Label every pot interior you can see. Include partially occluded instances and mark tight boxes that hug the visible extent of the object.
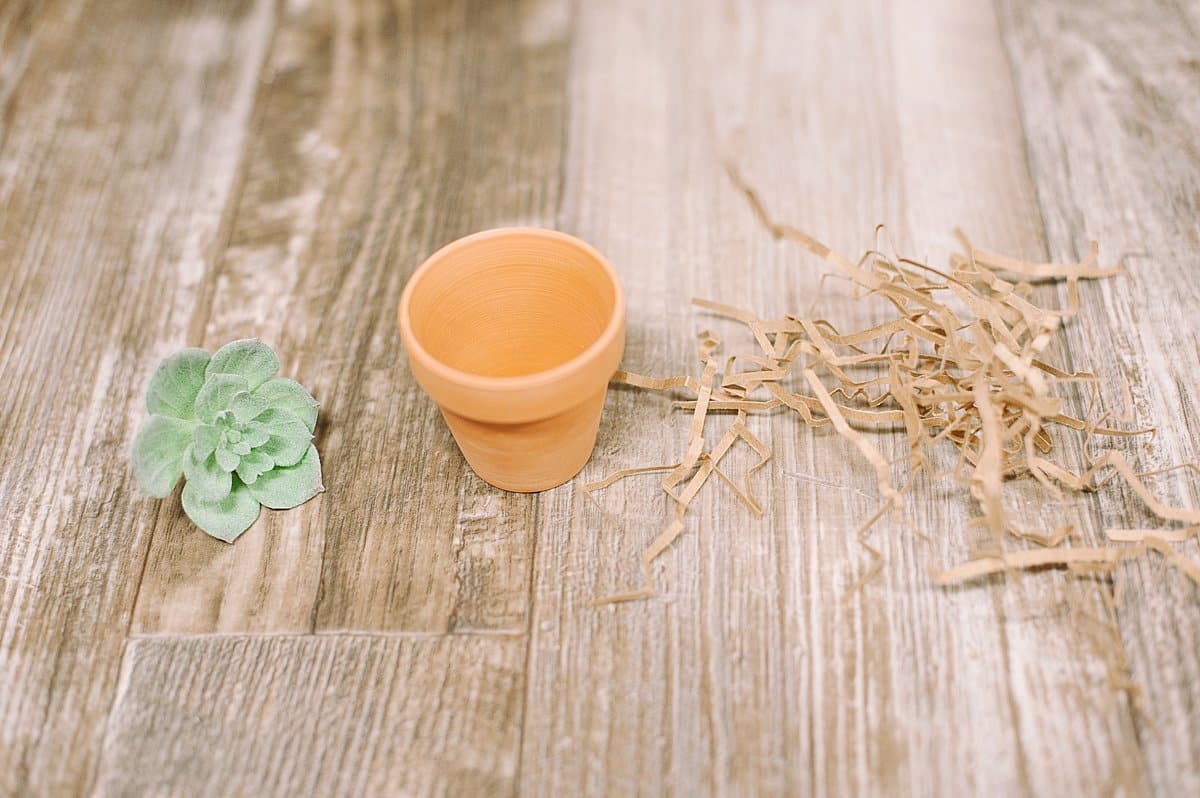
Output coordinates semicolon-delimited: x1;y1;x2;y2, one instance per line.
407;232;618;378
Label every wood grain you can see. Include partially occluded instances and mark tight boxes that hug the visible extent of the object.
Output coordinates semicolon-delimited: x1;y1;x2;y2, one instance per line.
998;1;1200;793
0;1;275;794
517;0;1155;795
0;0;1197;795
95;634;524;797
131;0;571;635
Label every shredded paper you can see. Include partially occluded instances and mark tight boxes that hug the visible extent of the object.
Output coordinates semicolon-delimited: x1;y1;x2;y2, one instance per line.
586;168;1200;604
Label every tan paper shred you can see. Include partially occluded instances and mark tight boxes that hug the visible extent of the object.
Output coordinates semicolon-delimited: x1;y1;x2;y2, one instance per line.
585;167;1200;603
1106;526;1198;543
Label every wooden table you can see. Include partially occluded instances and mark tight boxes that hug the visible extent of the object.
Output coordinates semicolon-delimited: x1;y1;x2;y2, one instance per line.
3;1;1198;795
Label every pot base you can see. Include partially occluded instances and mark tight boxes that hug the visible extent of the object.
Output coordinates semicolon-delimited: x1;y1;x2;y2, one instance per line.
440;390;605;492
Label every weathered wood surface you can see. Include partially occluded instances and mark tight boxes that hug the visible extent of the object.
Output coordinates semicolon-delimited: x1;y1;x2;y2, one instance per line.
0;1;276;794
998;2;1200;795
0;0;1196;796
94;635;525;797
518;1;1151;795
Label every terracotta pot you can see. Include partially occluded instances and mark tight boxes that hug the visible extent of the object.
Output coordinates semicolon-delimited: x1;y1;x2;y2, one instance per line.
398;227;626;492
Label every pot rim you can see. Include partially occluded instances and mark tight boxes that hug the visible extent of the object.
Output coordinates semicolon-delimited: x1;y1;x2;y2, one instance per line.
398;226;626;395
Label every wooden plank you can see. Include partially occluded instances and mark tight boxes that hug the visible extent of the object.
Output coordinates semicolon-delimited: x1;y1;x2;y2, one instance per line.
132;0;572;635
997;1;1200;794
870;4;1148;794
94;634;524;797
518;1;1150;794
889;2;1151;795
0;1;275;795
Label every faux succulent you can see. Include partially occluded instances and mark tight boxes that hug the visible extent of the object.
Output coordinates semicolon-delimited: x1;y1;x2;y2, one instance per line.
132;339;323;542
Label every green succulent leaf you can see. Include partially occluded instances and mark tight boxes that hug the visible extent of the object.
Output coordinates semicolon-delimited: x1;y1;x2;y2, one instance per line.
215;446;240;473
194;374;251;423
240;422;271;449
228;390;269;423
183;444;233;502
182;479;262;543
207;339;280;391
193;424;222;459
132;415;195;498
235;450;274;485
254;407;313;467
146;348;211;420
254;378;319;433
246;444;323;509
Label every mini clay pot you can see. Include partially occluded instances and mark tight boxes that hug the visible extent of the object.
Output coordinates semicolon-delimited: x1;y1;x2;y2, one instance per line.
398;227;626;492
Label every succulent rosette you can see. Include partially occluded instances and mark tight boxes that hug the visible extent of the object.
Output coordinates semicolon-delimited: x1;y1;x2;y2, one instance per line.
132;339;323;541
